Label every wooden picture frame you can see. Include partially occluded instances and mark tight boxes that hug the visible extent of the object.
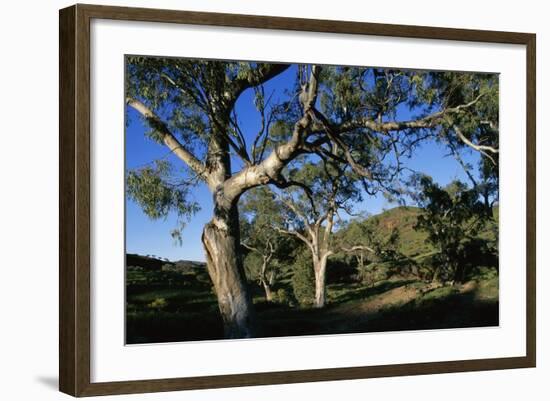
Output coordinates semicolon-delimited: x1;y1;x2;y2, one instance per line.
59;3;536;397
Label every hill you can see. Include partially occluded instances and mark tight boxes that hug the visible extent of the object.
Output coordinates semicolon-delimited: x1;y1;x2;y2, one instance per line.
126;253;172;271
366;206;429;257
126;253;206;271
125;205;499;344
336;206;429;258
336;205;498;261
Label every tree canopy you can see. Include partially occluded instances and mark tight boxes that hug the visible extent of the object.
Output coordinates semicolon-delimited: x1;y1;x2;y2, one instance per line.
126;59;499;235
125;56;499;337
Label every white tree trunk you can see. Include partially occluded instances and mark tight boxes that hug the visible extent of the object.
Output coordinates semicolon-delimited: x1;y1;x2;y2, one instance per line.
313;255;328;308
260;259;274;302
261;279;274;302
202;203;255;338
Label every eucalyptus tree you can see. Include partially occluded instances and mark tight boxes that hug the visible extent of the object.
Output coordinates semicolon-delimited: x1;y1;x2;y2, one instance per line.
240;188;294;302
337;216;401;269
414;177;488;283
271;145;363;308
125;57;498;337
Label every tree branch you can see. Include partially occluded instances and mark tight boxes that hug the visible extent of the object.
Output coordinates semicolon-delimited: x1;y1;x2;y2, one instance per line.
274;226;314;254
270;177;317;216
231;63;291;102
452;124;499;161
319;93;486;134
444;137;478;188
241;241;260;254
222;65;322;203
275;194;315;239
126;97;208;179
339;245;376;254
310;107;374;179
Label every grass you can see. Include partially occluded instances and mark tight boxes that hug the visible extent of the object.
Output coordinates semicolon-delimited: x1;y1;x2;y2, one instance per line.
327;278;416;304
126;205;499;343
126;265;499;344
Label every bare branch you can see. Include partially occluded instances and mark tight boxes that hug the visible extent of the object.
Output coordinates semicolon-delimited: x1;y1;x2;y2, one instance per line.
231;64;291;102
275;193;315;239
480;120;498;131
310;107;374;179
126;97;207;179
274;226;314;254
444;137;479;188
241;241;260;253
222;65;322;203
227;109;252;165
270;177;317;216
452;124;498;163
339;245;376;254
317;93;486;135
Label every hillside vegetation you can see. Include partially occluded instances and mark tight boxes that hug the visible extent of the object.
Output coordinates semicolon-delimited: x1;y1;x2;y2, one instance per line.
339;205;498;256
126;206;498;344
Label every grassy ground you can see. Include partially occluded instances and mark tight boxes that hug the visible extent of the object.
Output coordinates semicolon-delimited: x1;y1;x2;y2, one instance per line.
126;266;498;344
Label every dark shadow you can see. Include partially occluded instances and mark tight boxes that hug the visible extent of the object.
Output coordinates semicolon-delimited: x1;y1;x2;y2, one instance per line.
35;376;58;390
331;279;417;304
126;263;499;343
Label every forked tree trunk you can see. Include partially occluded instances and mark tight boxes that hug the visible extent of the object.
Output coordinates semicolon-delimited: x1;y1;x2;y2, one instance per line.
313;255;328;308
259;256;275;302
357;252;364;269
261;278;274;302
202;204;255;338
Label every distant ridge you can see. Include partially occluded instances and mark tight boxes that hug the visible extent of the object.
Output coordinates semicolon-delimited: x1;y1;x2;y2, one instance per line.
337;205;498;258
126;253;206;271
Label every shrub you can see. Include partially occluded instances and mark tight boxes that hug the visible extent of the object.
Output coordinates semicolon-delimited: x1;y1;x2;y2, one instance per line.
275;288;294;306
326;258;358;284
357;263;391;286
291;252;315;306
148;298;167;310
161;263;174;271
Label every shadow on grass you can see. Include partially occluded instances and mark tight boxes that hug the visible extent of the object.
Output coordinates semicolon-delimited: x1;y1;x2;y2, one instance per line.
126;309;224;343
345;289;498;334
126;279;498;344
329;279;417;304
255;286;498;338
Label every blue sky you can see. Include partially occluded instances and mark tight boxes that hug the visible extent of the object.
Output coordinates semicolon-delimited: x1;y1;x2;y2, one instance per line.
125;64;480;262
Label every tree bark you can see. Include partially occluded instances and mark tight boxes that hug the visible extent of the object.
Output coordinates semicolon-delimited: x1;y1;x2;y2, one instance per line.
202;203;256;338
261;278;274;302
259;259;274;302
313;255;328;308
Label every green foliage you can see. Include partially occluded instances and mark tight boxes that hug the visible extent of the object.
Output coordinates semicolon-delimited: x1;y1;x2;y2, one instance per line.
148;298;168;310
336;210;407;282
291;251;316;306
126;160;199;244
243;251;263;282
128;263;498;343
275;288;294;306
413;176;496;282
126;55;499;248
356;263;391;286
240;187;300;284
285;153;362;224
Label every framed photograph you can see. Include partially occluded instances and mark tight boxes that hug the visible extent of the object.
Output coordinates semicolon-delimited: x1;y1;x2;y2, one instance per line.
59;4;536;397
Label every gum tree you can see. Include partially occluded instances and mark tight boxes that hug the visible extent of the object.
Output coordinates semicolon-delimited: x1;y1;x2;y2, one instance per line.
414;177;488;283
126;58;498;337
240;187;294;302
270;145;363;308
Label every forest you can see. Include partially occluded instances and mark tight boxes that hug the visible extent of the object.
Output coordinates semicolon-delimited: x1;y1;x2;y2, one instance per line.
124;58;499;343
